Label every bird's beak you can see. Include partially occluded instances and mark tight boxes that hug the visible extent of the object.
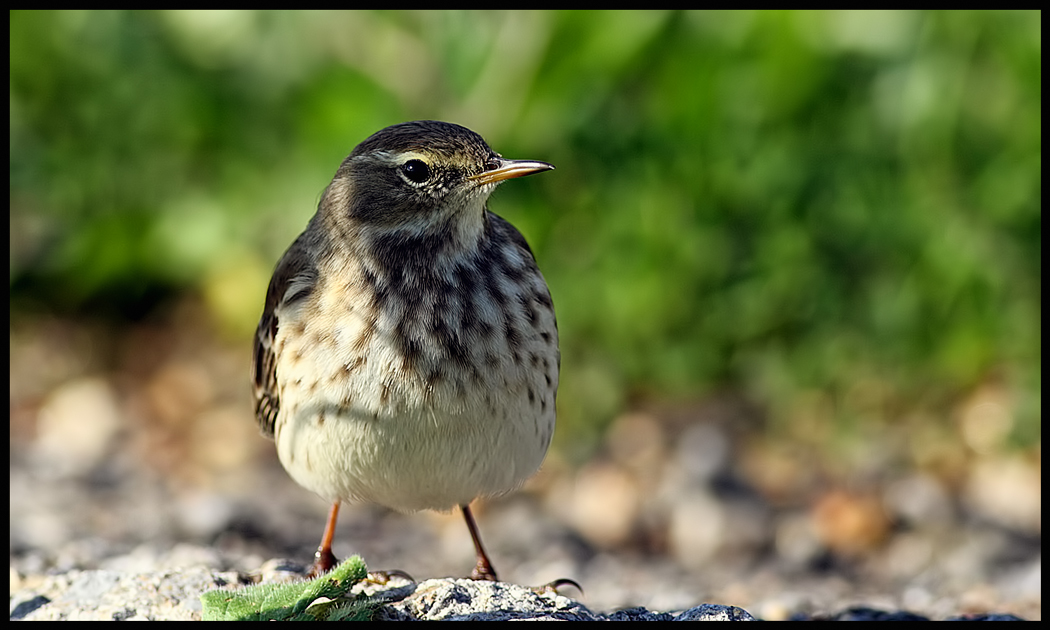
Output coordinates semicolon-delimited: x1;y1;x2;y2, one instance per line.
468;159;554;186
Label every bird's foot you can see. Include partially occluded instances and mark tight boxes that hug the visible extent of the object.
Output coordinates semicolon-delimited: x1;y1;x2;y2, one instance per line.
469;560;499;582
305;547;339;578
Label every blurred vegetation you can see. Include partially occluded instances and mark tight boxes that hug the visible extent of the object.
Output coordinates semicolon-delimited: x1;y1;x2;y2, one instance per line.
10;11;1041;463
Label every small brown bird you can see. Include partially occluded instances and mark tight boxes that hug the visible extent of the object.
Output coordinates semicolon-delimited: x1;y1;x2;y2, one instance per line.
252;120;558;581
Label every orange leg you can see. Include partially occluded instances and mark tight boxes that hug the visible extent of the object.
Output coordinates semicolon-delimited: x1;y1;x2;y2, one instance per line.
308;500;341;577
462;503;498;581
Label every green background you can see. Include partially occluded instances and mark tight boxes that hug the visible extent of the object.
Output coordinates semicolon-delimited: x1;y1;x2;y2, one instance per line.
10;10;1041;466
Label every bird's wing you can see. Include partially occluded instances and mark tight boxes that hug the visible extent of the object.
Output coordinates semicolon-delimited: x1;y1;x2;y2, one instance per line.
252;233;317;439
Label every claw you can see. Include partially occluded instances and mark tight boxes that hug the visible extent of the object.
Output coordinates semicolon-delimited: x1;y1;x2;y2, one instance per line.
531;577;583;596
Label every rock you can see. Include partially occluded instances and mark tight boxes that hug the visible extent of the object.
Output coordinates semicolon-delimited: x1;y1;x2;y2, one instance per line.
374;578;603;621
10;566;240;621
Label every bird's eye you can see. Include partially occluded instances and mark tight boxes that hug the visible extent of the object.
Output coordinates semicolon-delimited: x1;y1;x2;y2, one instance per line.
401;159;431;184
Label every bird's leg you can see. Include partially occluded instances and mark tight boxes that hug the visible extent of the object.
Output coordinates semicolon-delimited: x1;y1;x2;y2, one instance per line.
461;503;498;581
307;500;341;577
307;500;415;584
460;503;581;595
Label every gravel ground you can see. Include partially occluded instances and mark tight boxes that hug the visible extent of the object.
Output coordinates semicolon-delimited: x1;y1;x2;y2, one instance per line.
9;312;1040;620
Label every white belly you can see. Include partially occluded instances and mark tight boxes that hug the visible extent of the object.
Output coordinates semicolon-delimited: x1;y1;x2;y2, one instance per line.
271;255;558;512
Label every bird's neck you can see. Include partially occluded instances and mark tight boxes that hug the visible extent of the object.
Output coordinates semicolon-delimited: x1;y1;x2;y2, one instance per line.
318;211;492;284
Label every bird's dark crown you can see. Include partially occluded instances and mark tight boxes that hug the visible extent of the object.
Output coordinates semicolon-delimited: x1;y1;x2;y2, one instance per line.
350;120;498;173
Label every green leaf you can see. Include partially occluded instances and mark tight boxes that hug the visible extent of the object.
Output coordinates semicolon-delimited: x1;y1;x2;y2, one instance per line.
200;556;369;621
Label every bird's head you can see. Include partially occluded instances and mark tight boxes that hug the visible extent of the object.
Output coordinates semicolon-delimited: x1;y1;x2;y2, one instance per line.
319;121;552;251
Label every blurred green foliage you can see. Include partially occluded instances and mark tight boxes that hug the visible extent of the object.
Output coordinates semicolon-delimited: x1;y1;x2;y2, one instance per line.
10;11;1040;458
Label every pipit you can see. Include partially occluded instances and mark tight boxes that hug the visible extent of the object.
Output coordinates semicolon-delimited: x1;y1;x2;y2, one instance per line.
252;120;558;582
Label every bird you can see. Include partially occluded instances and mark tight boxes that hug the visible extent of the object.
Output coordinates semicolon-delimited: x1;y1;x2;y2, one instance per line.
252;120;558;582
